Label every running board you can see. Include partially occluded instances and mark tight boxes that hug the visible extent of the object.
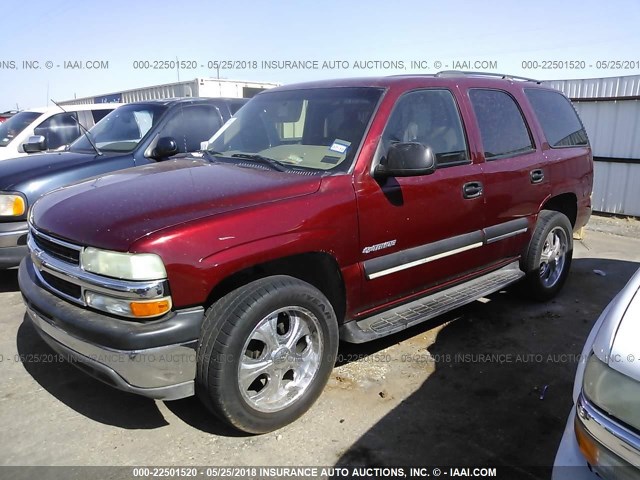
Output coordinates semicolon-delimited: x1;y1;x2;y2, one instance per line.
340;261;525;343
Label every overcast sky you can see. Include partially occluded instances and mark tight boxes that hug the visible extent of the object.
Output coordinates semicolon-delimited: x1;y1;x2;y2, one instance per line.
2;0;639;110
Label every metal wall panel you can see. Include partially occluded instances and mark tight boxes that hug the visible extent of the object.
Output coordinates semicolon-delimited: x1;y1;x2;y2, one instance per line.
545;75;640;99
60;78;279;105
573;101;640;159
592;161;640;216
572;100;640;216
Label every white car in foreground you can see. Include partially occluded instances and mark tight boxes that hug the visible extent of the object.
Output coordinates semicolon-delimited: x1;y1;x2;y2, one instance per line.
553;266;640;479
0;103;119;160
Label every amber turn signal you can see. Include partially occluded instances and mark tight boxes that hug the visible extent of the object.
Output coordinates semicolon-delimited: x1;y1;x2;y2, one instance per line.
575;416;599;466
130;299;172;318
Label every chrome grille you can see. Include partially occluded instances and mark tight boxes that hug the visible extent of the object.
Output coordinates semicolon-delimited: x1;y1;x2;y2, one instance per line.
40;271;82;300
30;228;81;265
27;226;170;312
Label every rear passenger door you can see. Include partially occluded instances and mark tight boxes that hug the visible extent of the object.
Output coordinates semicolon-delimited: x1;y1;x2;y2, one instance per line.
523;88;591;211
467;88;550;264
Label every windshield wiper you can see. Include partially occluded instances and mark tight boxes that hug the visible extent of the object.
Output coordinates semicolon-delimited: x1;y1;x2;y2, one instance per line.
50;99;102;156
199;150;219;162
230;153;288;172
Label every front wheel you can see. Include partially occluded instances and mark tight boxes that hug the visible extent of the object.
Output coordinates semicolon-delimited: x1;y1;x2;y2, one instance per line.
196;275;339;434
521;210;573;301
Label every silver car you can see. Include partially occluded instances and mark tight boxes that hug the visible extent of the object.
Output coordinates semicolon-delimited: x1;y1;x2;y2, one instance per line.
553;266;640;479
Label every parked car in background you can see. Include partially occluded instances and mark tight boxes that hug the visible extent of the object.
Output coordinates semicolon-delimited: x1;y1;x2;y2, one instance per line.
0;104;120;160
0;97;246;268
0;110;19;123
553;266;640;479
18;73;592;433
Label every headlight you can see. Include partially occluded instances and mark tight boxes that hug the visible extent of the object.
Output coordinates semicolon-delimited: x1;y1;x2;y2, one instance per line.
84;291;172;318
583;353;640;431
81;247;167;281
0;193;26;216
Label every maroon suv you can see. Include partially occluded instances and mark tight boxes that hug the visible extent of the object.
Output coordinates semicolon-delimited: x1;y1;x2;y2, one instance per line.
19;73;593;433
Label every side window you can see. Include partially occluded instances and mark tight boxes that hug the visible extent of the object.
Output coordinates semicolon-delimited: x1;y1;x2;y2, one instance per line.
33;112;80;150
524;89;589;147
161;105;224;153
91;109;112;124
469;89;534;159
228;99;247;115
382;89;469;166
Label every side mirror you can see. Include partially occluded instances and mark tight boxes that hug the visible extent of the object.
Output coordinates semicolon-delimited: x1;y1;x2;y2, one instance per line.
152;136;178;159
23;135;48;153
374;142;436;178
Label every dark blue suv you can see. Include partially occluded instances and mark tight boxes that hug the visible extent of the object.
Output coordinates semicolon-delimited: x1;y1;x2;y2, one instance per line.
0;97;246;268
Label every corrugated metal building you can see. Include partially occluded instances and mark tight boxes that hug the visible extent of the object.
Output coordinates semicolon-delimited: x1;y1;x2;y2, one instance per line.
544;75;640;216
61;78;280;105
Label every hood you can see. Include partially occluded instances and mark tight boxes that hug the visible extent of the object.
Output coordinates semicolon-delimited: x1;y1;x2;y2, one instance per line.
0;150;135;212
0;151;111;191
592;266;640;382
31;159;322;250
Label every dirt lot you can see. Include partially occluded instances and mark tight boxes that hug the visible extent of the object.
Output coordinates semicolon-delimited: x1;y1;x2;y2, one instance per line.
1;216;639;479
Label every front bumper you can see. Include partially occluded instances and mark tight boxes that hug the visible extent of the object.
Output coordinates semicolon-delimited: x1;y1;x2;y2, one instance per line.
0;221;28;268
19;257;205;400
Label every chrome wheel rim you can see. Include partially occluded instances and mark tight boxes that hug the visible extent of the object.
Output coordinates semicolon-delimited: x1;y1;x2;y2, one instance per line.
238;306;323;413
539;226;568;288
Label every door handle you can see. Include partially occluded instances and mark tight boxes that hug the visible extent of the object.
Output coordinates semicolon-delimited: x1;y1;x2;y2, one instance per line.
530;169;544;184
462;181;483;199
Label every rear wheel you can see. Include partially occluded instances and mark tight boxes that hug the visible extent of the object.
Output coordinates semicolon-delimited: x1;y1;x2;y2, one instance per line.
196;275;338;434
521;210;573;301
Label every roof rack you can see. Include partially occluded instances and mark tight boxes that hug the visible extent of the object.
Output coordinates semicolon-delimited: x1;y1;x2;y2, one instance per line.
386;73;438;78
436;70;540;83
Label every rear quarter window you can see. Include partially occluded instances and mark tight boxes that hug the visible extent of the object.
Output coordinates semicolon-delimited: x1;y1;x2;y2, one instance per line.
91;109;113;124
525;89;589;147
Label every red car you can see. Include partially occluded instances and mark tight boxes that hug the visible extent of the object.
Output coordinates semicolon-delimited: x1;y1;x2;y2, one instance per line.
19;72;593;433
0;110;18;123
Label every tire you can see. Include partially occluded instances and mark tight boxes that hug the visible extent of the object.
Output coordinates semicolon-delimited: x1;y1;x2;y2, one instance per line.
521;210;573;301
196;275;339;434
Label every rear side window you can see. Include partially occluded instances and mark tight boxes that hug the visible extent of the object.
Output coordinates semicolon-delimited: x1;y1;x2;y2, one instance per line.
525;89;589;147
469;89;534;159
0;111;40;147
91;109;112;124
34;112;81;150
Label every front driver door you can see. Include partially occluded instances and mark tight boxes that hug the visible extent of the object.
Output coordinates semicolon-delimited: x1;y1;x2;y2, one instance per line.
355;88;489;314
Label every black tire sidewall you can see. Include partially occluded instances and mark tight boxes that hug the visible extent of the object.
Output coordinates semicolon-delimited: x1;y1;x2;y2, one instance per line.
523;211;573;300
199;276;339;434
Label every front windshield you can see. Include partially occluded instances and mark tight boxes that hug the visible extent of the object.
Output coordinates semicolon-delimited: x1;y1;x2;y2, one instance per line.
70;103;168;153
0;111;41;147
208;87;382;172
